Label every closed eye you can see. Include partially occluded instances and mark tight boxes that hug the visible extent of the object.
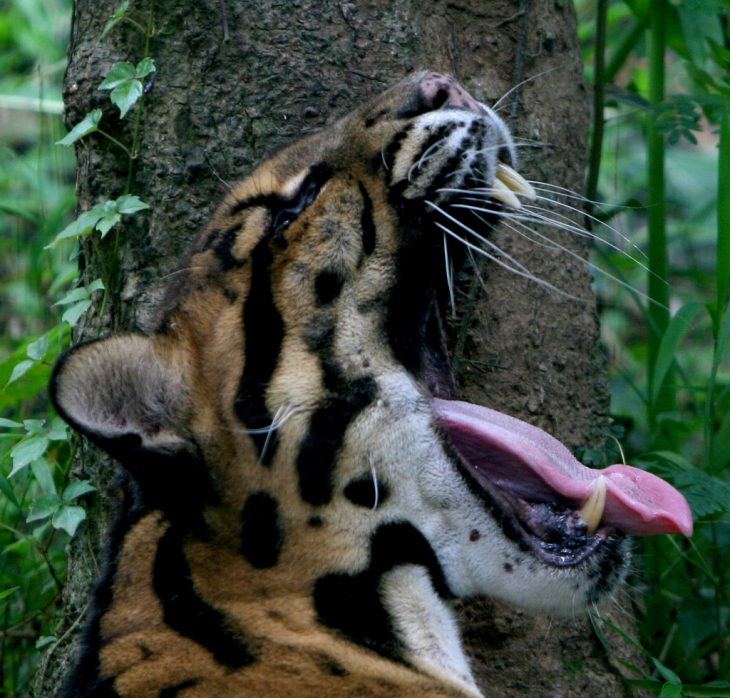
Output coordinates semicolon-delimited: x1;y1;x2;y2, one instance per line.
271;162;332;234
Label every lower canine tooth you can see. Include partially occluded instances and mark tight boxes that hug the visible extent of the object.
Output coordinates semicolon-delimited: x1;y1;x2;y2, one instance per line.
579;476;607;535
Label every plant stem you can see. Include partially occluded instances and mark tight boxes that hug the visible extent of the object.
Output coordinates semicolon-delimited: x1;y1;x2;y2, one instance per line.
646;0;672;434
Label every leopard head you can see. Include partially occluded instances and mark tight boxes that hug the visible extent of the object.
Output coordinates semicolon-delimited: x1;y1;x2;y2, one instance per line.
51;72;691;694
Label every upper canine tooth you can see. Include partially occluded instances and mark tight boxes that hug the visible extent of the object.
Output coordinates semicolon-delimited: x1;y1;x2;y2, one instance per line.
490;178;522;210
496;163;537;202
579;476;607;535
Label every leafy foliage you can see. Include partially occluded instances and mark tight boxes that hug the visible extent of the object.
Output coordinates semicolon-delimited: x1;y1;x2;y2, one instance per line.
0;0;155;693
578;0;730;693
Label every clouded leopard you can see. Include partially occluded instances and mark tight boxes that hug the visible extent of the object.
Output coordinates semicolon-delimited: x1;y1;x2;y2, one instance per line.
52;71;692;697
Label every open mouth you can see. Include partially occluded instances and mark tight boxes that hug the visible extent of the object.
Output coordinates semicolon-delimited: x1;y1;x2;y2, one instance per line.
422;162;693;568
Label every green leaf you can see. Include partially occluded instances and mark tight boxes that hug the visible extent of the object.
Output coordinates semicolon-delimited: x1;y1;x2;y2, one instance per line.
55;287;90;306
96;211;122;237
99;61;136;90
88;278;105;293
115;194;150;214
651;302;704;406
62;480;96;502
31;458;57;496
27;334;49;361
0;473;21;510
52;505;86;537
35;635;57;650
101;0;129;38
110;79;143;118
48;417;68;441
56;109;102;146
23;419;46;435
653;657;682;685
0;418;22;428
658;685;684;698
6;359;35;386
61;300;92;327
26;494;61;522
47;205;107;247
9;436;50;476
0;587;19;602
135;57;156;79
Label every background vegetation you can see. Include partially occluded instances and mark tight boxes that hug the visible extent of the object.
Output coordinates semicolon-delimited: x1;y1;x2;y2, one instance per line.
0;0;727;696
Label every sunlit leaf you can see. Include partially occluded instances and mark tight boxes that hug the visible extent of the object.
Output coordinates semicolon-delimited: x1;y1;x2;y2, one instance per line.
6;360;35;386
52;505;86;537
9;436;49;476
35;635;57;650
0;418;22;428
27;334;49;361
30;458;57;496
55;287;90;306
56;109;102;146
135;57;156;79
96;211;122;237
61;300;92;327
99;61;136;90
62;480;96;502
115;194;149;214
26;494;61;522
101;0;129;38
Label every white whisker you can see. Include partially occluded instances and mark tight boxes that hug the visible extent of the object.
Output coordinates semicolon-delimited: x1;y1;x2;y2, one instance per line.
443;233;456;317
369;454;380;511
490;67;558;113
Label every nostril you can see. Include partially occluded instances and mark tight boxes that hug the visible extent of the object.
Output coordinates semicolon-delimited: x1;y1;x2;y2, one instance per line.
431;87;450;110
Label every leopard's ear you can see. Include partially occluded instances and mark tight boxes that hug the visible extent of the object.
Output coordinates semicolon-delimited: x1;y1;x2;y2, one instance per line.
50;334;191;458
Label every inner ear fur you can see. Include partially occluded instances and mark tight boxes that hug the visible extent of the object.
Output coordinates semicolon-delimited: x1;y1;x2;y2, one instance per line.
51;334;191;455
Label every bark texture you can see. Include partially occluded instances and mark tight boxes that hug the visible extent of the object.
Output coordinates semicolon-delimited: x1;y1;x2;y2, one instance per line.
35;0;640;695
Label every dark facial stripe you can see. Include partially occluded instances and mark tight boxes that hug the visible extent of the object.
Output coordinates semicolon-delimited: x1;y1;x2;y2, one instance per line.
153;527;258;669
234;237;284;465
240;492;284;568
313;522;451;661
298;325;377;505
213;221;245;270
358;183;376;255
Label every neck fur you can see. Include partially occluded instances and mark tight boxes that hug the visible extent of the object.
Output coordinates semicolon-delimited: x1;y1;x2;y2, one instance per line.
380;565;483;698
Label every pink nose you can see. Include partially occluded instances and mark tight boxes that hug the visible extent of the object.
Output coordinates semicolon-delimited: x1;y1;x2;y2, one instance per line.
419;72;485;114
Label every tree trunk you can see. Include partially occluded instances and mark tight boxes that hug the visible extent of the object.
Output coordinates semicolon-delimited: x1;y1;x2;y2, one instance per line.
35;0;641;695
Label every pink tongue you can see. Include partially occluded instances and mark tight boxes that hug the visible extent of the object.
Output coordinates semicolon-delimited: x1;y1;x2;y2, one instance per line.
432;398;692;536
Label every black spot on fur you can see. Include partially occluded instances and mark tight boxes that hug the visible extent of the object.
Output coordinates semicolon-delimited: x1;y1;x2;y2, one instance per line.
364;108;388;128
359;183;376;255
308;515;324;527
343;474;389;509
297;324;377;505
240;492;284;568
314;270;345;305
313;523;452;661
160;679;199;697
234;236;284;465
504;563;513;573
154;527;258;669
317;653;349;677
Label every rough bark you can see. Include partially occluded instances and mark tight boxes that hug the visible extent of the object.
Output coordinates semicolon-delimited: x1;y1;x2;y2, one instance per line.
35;0;641;695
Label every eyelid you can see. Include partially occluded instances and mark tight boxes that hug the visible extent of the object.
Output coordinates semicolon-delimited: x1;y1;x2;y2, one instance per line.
271;163;332;233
